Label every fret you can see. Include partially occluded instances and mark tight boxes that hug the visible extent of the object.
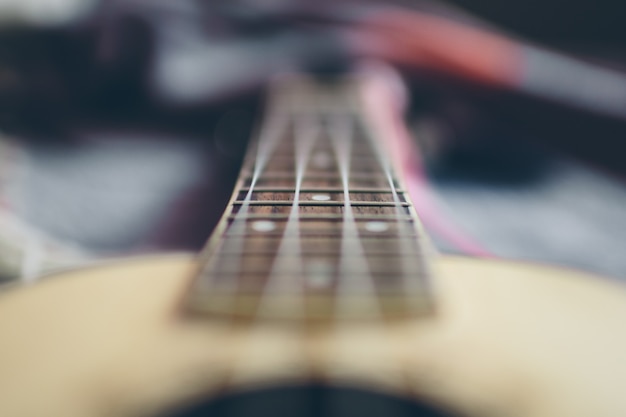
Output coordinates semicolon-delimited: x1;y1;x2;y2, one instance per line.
213;237;424;264
200;268;429;295
204;254;424;270
230;205;411;216
202;257;426;282
265;138;374;148
241;172;399;181
224;231;420;239
256;146;368;154
248;156;385;171
202;271;424;284
232;200;410;207
186;78;433;321
226;214;416;221
212;249;423;256
209;253;426;261
226;219;415;234
274;174;383;188
241;176;400;189
236;191;408;203
238;187;405;193
267;150;377;160
214;236;423;244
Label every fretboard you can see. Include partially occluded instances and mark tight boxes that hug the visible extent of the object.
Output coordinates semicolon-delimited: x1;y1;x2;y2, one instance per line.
186;78;433;321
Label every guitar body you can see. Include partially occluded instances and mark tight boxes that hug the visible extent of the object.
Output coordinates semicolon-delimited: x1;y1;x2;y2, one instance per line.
1;254;626;417
2;74;625;417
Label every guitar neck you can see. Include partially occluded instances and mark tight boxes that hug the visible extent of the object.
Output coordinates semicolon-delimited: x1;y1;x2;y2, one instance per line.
186;77;433;321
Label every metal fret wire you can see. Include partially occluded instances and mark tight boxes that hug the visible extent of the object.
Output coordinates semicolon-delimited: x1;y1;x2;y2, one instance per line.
227;214;415;221
239;187;404;193
232;201;411;207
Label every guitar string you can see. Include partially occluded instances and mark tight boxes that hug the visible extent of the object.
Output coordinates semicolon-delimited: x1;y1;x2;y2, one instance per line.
256;108;320;318
231;90;319;385
358;101;424;301
329;105;382;320
322;92;388;390
352;92;420;386
198;106;288;293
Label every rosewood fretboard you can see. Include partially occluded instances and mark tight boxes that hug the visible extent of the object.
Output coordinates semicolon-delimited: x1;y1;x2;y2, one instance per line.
186;78;433;321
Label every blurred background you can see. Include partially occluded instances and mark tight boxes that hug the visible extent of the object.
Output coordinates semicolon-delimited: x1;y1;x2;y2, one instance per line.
0;0;625;282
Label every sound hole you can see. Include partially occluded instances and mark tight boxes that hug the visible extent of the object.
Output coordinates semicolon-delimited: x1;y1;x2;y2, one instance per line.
166;385;458;417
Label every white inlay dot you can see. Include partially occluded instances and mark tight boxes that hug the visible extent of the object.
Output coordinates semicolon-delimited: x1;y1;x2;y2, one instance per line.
365;221;389;233
311;194;331;201
251;220;276;232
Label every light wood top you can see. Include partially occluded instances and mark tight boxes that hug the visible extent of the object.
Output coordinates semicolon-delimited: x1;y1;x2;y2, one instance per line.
1;254;626;417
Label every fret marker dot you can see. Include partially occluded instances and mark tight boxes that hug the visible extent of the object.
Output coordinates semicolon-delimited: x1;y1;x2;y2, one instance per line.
311;194;331;201
365;221;389;233
251;220;276;232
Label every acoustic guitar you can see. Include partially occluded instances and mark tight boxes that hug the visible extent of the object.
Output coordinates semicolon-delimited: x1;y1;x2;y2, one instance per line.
1;71;626;417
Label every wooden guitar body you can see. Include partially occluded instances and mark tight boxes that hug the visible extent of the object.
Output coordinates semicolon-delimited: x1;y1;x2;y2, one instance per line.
1;254;626;417
2;74;625;417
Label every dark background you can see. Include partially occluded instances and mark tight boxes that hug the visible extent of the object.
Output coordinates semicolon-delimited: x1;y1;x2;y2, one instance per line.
449;0;626;51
